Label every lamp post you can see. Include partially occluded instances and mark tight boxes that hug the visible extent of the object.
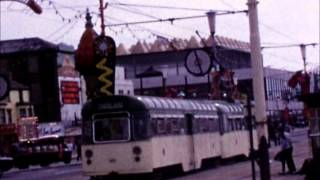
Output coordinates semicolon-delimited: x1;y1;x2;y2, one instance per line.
0;0;42;14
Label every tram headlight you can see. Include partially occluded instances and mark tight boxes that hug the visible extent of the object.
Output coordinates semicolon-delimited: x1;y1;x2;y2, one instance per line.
132;146;142;155
85;149;93;158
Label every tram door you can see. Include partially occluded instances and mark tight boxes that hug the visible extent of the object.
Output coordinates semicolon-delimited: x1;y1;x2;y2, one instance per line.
185;114;196;169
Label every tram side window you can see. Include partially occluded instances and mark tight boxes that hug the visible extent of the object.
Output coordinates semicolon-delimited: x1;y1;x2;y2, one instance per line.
156;118;166;135
192;118;200;133
199;118;209;133
168;118;180;134
208;118;219;132
227;118;235;131
133;116;148;139
235;118;244;130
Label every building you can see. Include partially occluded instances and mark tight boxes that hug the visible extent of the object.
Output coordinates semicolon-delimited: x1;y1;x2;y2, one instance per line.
0;38;134;132
0;81;33;125
115;35;305;120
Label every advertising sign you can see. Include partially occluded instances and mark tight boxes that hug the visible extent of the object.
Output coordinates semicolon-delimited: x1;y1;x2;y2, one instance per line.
61;81;80;104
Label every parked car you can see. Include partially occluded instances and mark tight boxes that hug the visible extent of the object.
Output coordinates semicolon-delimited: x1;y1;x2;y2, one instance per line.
12;135;72;169
0;156;14;177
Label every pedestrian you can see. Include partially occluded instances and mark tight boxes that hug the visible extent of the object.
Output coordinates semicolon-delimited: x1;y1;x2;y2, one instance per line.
76;139;81;161
275;130;296;174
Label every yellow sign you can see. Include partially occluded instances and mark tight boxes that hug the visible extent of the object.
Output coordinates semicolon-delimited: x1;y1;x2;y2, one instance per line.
96;57;113;96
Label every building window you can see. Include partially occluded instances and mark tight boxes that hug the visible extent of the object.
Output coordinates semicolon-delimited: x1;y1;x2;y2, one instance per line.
118;90;124;95
28;107;33;117
19;108;27;118
6;109;12;124
0;109;5;124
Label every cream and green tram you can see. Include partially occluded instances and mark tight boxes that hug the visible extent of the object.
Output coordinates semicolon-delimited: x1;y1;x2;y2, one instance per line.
81;95;250;179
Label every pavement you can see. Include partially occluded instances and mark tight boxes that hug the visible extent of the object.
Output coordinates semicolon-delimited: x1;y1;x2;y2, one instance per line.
172;127;310;180
256;128;309;180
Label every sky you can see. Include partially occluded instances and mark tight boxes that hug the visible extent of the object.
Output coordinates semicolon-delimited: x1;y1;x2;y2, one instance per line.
0;0;319;72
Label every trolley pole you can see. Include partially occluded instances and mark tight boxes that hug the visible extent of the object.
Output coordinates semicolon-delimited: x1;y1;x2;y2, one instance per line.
247;0;270;179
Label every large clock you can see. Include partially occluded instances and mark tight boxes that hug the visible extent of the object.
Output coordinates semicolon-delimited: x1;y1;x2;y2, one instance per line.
185;49;212;76
0;74;10;101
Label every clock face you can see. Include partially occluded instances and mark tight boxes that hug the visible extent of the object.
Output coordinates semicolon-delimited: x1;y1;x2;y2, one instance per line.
185;50;212;76
0;74;10;101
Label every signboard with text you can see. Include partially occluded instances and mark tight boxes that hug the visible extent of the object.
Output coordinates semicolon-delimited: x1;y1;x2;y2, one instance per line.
61;80;80;104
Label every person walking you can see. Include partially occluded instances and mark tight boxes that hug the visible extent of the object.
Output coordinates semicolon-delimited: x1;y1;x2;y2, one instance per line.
277;130;296;174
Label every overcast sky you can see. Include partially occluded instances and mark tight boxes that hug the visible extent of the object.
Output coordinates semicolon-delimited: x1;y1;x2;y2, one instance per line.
1;0;319;72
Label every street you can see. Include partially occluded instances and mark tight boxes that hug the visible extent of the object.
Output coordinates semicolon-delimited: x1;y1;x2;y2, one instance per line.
1;128;309;180
2;163;85;180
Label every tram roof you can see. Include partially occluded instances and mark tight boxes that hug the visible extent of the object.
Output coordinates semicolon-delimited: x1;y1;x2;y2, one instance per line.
134;96;243;115
213;101;244;115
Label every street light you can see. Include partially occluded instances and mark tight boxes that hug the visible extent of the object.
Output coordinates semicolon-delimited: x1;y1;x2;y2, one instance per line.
0;0;42;14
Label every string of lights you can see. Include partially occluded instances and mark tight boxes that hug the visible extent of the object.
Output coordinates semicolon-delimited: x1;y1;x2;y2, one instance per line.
53;19;80;42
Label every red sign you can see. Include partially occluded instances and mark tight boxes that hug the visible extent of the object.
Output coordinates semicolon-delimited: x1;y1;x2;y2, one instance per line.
61;81;80;104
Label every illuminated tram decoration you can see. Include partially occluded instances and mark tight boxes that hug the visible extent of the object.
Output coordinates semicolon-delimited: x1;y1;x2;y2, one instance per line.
94;35;116;96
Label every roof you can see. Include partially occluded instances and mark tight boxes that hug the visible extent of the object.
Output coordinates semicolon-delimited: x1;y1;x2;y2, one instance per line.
0;37;59;55
116;35;250;56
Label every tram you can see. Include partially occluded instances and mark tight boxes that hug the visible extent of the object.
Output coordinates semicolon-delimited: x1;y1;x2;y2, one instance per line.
81;95;257;178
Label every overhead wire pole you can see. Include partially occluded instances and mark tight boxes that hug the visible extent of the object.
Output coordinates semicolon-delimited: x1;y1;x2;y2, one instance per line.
99;0;106;35
247;0;268;140
247;0;270;179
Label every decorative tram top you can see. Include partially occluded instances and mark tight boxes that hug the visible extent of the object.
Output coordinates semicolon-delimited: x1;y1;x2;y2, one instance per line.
75;10;116;100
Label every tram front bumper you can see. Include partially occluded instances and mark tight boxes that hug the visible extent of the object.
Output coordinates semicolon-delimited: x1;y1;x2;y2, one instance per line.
82;142;153;176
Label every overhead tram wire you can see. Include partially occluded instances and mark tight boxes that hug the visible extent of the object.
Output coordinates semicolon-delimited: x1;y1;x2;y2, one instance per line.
108;3;211;37
105;10;247;27
108;2;227;12
101;13;180;39
217;0;303;45
262;43;318;49
109;4;160;20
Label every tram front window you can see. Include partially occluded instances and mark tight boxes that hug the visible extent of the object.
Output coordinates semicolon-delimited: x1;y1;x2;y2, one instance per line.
93;118;130;142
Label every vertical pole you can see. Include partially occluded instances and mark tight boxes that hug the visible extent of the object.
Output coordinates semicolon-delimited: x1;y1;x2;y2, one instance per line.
247;0;268;139
246;93;256;180
140;78;143;95
300;44;307;73
184;76;188;98
208;73;211;98
99;0;106;35
162;76;166;96
247;0;270;179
